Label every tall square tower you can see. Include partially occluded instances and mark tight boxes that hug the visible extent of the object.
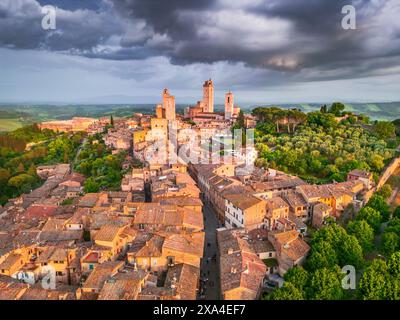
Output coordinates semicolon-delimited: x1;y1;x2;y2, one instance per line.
225;91;234;120
202;79;214;113
162;88;176;121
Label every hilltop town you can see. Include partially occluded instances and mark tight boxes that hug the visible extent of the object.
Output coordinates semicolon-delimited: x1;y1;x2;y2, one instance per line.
1;79;400;300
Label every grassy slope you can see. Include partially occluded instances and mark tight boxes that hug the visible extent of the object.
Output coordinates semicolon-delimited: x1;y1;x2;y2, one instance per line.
0;118;23;132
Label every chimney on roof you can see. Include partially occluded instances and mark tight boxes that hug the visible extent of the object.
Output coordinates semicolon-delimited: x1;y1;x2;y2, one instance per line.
231;267;237;274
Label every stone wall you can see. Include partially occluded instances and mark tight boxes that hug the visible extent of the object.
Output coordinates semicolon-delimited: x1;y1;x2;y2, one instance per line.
377;157;400;190
361;156;400;205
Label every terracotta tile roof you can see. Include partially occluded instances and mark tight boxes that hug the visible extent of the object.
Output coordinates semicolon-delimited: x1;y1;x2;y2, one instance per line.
90;214;131;230
217;228;266;298
224;193;264;211
79;193;100;207
270;230;310;262
165;263;200;300
41;218;67;232
104;191;131;200
98;270;148;300
297;184;332;199
130;234;164;257
19;287;76;300
38;230;82;242
132;203;203;230
251;176;306;192
138;286;176;300
63;173;85;184
83;261;124;290
157;196;203;207
82;251;99;264
221;185;253;197
79;291;99;300
163;232;204;257
67;209;85;225
25;205;59;220
348;169;372;179
94;224;124;243
281;237;310;262
265;196;289;210
0;275;20;286
0;253;23;270
37;247;68;263
283;191;308;208
0;285;27;300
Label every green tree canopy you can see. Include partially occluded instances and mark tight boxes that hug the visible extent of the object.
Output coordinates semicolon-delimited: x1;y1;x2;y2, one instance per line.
358;259;391;300
267;282;305;300
309;267;344;300
394;206;400;220
374;121;396;140
347;220;375;254
308;224;363;270
0;168;11;185
7;173;36;193
377;184;393;200
84;177;100;193
381;232;399;257
366;195;391;222
329;102;345;117
306;111;337;128
356;207;382;232
388;252;400;279
284;266;310;290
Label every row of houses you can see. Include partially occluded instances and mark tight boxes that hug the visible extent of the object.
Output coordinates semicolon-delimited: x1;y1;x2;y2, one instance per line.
191;163;369;232
189;162;372;299
0;160;205;300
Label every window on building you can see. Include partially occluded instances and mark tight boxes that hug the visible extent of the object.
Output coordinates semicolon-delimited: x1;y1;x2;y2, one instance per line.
167;256;175;266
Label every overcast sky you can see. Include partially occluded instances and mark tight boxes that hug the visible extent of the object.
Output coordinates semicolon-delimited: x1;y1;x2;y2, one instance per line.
0;0;400;105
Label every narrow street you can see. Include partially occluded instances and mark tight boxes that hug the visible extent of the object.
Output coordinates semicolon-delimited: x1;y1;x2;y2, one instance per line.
199;203;221;300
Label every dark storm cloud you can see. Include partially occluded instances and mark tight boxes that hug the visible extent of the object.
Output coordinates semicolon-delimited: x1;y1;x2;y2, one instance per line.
0;0;122;51
258;0;353;33
36;0;103;11
0;0;399;84
112;0;215;42
107;0;400;81
107;0;358;67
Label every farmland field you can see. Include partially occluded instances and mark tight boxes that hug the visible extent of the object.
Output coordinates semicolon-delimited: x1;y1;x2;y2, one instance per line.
0;118;23;132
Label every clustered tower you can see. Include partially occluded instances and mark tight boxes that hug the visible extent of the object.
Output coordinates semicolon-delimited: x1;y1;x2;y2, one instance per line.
162;88;176;121
202;79;214;113
225;91;234;120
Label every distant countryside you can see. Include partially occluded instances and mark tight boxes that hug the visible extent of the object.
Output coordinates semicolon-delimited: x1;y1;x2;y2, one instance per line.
1;102;400;132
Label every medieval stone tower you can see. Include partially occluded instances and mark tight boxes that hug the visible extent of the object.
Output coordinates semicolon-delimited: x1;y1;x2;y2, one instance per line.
202;79;214;113
162;88;176;121
225;91;234;120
